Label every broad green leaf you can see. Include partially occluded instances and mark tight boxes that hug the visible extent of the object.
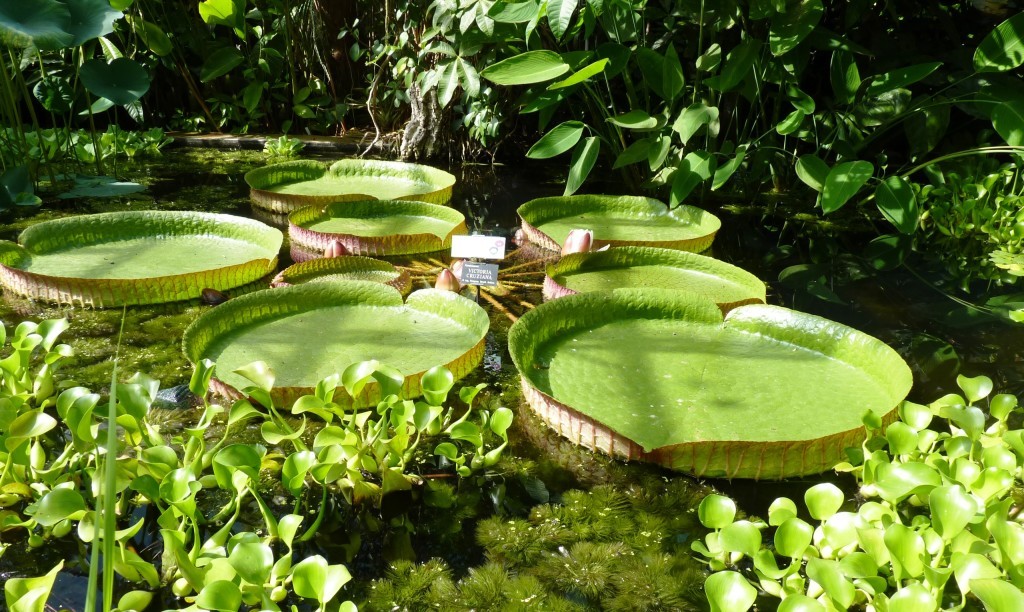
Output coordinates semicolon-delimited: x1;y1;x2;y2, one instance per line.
198;0;244;30
634;48;666;99
195;580;242;612
865;62;941;96
992;100;1024;147
697;494;736;528
875;176;918;235
888;583;935;612
672;104;719;144
776;109;805;135
200;47;245;82
705;571;756;612
421;366;454;406
804;482;844;520
65;0;120;46
608;110;658;129
970;578;1024;611
874;461;941;502
952;553;1002;596
885;421;919;455
127;16;171;56
830;50;860;105
805;558;855;609
974;12;1024;72
481;50;569;85
777;595;825;612
228;542;273;585
526;121;584;159
435;62;460;108
720;520;762;557
0;1;72;50
234;361;275;392
489;1;541;23
957;374;993;403
670;151;715;207
4;561;62;612
767;497;798;526
989;394;1017;420
712;145;747;190
769;0;824;56
292;555;351;603
548;58;609;90
706;39;759;92
546;0;578;41
884;523;926;582
838;552;878;579
32;488;87;526
564;137;599;196
612;138;651;169
663;45;684;101
80;58;151;105
821;160;873;214
795;154;829;192
457;59;480;98
775;517;813;558
929;485;977;540
489;407;514;437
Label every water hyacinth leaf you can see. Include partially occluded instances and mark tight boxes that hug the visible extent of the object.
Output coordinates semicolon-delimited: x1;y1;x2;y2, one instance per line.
971;578;1024;611
888;583;936;612
839;552;878;579
282;451;317;496
720;520;762;557
4;561;62;612
865;62;941;96
768;497;798;526
929;485;977;540
805;558;855;609
875;176;918;235
449;421;483;447
805;483;844;520
884;523;926;582
769;0;823;56
875;461;941;502
991;100;1024;146
481;50;569;85
0;2;72;50
957;374;993;403
952;553;1003;596
564;136;599;196
777;595;825;612
434;442;459;461
80;57;150;105
698;494;736;528
608;110;658;130
527;120;585;159
704;571;756;612
235;361;276;392
228;542;273;585
831;50;860;105
421;366;454;406
795;154;830;192
885;421;919;455
195;580;242;612
200;47;244;82
6;411;57;451
117;591;154;612
974;12;1024;72
670;150;715;207
292;555;351;602
990;394;1017;420
548;58;609;90
775;517;813;558
489;407;514;437
32;488;87;526
65;0;121;46
821;160;873;214
672;103;719;144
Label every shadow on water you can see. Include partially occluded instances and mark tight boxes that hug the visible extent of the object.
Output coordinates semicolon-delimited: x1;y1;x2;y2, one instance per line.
4;148;1024;607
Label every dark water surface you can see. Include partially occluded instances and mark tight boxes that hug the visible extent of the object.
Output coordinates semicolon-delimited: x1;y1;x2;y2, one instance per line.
2;147;1022;607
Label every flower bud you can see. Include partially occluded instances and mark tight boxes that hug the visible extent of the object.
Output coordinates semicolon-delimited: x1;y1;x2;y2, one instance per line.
561;228;593;255
324;239;349;258
450;259;465;282
435;268;461;292
200;288;228;305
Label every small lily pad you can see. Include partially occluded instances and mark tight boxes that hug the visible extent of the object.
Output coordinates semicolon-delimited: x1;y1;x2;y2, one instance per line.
519;194;721;252
271;256;411;294
289;200;467;256
245;159;457;213
545;246;766;311
57;175;147;199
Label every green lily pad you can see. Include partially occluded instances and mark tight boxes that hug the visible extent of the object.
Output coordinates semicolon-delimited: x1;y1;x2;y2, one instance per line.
289;200;467;257
245;159;456;213
271;256;411;295
57;175;146;199
519;195;721;252
182;282;490;408
0;211;282;307
545;246;766;310
508;289;912;479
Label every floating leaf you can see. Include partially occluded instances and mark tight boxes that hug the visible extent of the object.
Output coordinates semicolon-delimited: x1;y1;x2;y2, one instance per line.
775;517;813;558
970;578;1024;611
929;485;977;540
698;494;736;528
705;571;756;612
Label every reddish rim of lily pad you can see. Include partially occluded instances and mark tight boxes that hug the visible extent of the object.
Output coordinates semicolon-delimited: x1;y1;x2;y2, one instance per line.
270;255;412;295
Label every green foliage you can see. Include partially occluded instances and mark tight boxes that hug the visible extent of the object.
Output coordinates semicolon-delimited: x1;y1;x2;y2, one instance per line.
262;134;305;158
695;376;1024;611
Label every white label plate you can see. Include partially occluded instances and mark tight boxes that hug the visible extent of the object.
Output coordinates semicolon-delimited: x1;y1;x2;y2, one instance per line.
450;235;506;260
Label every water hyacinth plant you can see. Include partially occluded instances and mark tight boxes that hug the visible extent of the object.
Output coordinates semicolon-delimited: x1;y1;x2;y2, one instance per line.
694;375;1024;611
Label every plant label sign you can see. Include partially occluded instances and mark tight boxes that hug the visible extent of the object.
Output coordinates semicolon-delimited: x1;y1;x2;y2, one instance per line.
457;262;499;286
451;235;506;260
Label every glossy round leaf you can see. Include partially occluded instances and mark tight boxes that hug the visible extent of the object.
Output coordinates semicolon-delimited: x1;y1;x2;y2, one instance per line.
777;595;825;612
705;571;756;612
698;495;737;529
228;542;273;585
32;488;86;526
805;483;844;520
79;58;151;106
0;1;72;49
768;497;798;527
956;374;993;403
195;580;242;612
775;517;813;558
888;583;936;612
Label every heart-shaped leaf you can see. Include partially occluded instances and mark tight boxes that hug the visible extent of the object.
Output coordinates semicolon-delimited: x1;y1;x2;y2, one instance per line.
929;485;977;540
80;57;150;105
705;571;756;612
805;483;844;520
775;517;813;558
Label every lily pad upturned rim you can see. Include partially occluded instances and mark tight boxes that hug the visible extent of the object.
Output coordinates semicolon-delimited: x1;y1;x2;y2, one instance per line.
544;246;766;311
508;289;912;480
0;211;282;307
245;159;457;213
182;281;489;409
270;255;411;294
288;200;468;256
518;194;722;253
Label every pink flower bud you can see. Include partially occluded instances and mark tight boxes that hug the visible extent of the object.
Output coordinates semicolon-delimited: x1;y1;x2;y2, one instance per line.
435;268;461;292
450;259;465;282
561;229;593;255
324;239;349;258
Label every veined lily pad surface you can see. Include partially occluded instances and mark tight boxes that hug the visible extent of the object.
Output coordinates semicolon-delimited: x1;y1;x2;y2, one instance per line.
245;159;456;213
509;289;912;479
183;281;489;408
0;211;282;307
544;246;766;310
289;200;467;256
519;195;721;252
270;255;411;294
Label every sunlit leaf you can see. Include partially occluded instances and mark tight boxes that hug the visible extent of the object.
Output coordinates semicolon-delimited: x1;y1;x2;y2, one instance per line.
821;160;873;214
481;50;569;85
974;12;1024;72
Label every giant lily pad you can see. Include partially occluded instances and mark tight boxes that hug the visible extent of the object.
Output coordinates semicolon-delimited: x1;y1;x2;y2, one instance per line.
545;246;766;311
183;282;489;408
289;200;467;256
245;159;457;213
518;195;721;252
508;289;912;479
0;211;282;307
270;256;411;294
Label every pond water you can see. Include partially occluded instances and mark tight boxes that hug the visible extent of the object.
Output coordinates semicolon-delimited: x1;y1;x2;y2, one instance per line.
2;147;1023;608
